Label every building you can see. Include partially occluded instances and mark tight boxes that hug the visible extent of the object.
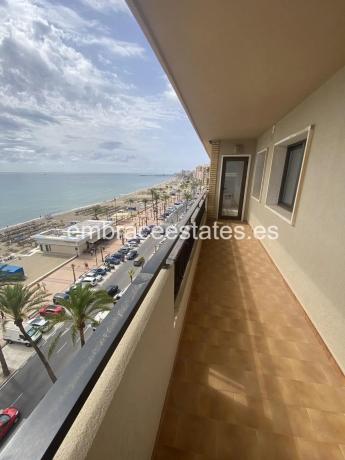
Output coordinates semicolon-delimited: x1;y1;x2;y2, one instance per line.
6;2;345;459
194;164;210;188
34;220;114;256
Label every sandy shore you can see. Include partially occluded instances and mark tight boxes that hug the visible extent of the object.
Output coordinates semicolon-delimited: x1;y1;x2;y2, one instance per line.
0;177;176;260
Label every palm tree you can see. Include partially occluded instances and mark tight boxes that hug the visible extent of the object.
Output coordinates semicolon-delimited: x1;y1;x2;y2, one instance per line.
126;198;136;218
0;284;57;383
0;274;20;378
0;346;9;378
93;205;102;220
161;192;169;214
150;189;160;225
183;191;192;211
48;284;111;353
142;198;149;225
128;268;136;284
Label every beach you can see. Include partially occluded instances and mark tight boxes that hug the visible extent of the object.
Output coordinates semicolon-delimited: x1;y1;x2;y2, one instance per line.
0;176;176;261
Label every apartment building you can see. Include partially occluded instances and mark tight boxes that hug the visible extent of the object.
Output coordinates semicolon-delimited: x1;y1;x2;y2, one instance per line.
5;1;345;459
194;164;210;188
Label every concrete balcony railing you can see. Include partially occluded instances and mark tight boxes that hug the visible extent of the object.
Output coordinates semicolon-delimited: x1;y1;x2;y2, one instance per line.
2;194;207;460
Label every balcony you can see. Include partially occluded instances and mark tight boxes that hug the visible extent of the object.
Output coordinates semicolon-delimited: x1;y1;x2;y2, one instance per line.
153;225;345;459
3;197;345;459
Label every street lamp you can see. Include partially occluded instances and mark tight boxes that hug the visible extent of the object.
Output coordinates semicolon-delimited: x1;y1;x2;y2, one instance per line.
100;246;105;262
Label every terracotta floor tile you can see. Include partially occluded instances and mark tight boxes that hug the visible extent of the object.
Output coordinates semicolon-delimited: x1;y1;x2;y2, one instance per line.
153;227;345;459
307;408;345;444
154;445;213;460
174;413;218;457
216;422;258;460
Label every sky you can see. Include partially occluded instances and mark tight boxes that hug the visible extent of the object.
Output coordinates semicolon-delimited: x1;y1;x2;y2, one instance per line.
0;0;208;173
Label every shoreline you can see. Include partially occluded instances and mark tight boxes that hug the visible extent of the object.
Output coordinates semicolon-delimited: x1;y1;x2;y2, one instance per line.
0;177;174;232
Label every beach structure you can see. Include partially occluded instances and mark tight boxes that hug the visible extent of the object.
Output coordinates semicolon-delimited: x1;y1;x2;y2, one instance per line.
0;263;25;280
34;220;114;256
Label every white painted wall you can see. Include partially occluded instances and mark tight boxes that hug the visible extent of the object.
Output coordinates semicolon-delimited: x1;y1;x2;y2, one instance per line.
248;64;345;371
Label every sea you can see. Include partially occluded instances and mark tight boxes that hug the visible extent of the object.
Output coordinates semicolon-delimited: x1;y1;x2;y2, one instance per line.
0;172;171;228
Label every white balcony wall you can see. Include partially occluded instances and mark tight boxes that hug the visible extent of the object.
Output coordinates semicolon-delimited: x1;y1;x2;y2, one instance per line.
54;236;203;460
248;64;345;372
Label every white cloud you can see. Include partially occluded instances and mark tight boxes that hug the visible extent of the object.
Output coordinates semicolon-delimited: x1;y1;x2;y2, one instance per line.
80;0;129;14
164;82;179;101
0;0;183;169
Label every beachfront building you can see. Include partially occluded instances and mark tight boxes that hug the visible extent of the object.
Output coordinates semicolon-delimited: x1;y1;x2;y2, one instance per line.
34;220;114;256
194;164;210;188
6;2;345;460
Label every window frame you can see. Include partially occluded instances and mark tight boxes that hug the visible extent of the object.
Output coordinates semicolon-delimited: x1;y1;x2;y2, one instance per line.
264;125;313;226
277;140;306;211
251;148;268;202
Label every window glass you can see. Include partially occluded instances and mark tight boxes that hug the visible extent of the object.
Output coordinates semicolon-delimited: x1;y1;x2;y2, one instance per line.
252;151;266;199
0;415;10;424
278;142;305;210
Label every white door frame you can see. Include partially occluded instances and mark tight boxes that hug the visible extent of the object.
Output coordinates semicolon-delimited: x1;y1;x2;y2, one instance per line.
216;154;251;221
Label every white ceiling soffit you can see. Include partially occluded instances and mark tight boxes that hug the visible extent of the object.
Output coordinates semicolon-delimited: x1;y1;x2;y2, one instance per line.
127;0;345;154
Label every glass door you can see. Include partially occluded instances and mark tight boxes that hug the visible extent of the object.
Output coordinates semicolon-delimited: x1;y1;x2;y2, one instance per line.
218;156;249;220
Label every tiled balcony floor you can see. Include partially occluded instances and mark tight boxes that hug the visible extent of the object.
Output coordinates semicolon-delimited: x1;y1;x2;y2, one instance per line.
153;224;345;460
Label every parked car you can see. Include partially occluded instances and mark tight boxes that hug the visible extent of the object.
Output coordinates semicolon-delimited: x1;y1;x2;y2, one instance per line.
3;322;42;346
39;305;65;316
101;265;112;273
80;276;98;287
90;267;107;277
105;257;121;267
133;256;145;267
94;274;104;282
112;250;125;258
113;285;130;302
127;250;138;260
27;316;49;333
0;407;20;440
53;292;69;304
118;247;130;254
85;271;103;282
127;238;140;244
92;310;110;331
106;285;119;296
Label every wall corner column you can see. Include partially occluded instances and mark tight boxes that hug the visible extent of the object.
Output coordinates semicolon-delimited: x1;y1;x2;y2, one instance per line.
207;140;220;220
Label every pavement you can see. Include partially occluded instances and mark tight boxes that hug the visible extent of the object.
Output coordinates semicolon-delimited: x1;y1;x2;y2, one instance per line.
18;252;71;285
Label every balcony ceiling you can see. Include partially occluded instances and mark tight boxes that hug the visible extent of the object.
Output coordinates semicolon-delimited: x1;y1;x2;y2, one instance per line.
128;0;345;154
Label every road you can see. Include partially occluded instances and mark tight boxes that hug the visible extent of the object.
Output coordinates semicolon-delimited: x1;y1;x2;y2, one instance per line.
0;202;189;450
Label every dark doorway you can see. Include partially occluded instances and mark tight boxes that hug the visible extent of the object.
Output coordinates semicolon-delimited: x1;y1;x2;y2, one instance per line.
218;156;249;220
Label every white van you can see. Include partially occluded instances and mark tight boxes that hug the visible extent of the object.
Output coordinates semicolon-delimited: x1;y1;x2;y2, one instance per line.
3;322;42;346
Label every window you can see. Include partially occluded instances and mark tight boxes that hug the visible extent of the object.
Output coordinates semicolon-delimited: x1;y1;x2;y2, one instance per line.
265;126;312;225
252;149;267;201
278;141;305;210
0;415;10;425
